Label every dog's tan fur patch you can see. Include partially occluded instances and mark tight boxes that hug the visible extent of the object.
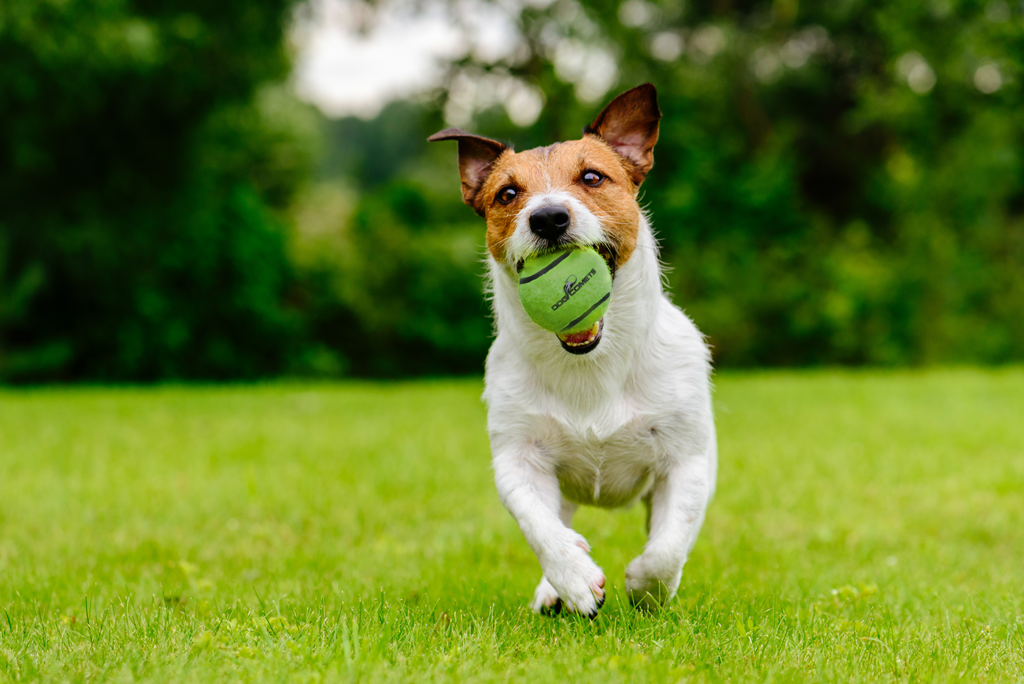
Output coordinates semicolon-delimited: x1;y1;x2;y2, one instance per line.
480;137;642;266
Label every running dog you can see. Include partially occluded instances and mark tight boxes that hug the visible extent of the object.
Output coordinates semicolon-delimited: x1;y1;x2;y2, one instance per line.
429;83;717;616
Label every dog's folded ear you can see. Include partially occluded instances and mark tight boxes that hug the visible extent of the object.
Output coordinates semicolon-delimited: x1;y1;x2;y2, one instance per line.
428;128;509;216
584;84;661;185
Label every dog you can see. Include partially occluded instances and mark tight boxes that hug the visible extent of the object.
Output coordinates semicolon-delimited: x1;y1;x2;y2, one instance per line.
429;84;716;616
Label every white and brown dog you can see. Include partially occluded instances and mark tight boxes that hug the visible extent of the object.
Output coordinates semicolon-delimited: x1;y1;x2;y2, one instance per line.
429;84;716;617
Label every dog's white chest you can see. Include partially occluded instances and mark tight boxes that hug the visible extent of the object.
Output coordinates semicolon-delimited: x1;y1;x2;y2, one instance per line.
542;406;664;508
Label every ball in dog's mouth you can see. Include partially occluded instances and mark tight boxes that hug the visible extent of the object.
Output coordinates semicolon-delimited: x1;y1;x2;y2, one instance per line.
555;245;611;355
557;319;603;355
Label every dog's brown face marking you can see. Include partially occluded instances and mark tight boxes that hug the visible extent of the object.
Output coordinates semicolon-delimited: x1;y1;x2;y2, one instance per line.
428;84;661;271
478;136;643;265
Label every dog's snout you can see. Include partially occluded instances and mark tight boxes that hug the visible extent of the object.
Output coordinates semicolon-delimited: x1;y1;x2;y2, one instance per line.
529;205;571;242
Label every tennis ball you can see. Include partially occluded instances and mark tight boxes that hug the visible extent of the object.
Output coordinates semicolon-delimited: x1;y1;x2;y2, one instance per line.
518;247;612;334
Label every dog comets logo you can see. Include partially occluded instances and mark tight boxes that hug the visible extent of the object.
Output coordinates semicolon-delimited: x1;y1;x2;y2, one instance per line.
551;268;598;311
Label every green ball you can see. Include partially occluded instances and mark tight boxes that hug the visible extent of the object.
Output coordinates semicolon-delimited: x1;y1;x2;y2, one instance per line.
518;247;612;334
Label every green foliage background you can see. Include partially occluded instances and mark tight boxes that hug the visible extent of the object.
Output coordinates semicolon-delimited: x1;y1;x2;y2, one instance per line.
0;0;315;381
3;0;1023;380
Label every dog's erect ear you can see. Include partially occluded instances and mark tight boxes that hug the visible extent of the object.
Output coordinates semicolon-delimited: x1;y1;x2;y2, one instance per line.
427;128;509;216
584;83;661;185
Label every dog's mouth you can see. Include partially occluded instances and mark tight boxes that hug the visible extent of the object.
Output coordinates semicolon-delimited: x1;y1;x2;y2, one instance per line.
514;243;618;277
557;319;603;355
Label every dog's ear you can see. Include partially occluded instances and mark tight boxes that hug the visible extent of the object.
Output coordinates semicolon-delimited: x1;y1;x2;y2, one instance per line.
584;83;661;185
428;128;509;216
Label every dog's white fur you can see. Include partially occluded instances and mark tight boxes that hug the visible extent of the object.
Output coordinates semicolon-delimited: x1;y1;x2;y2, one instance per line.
483;194;717;615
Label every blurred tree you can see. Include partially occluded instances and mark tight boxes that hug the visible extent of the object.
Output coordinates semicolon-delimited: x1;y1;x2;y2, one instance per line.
290;101;493;376
0;0;316;381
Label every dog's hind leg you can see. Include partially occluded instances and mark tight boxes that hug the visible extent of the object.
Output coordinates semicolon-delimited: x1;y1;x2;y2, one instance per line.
626;447;715;611
493;445;605;618
530;499;578;614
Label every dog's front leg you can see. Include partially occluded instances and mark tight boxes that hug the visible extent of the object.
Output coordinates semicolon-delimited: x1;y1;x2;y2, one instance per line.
493;445;605;617
530;498;578;614
626;452;714;610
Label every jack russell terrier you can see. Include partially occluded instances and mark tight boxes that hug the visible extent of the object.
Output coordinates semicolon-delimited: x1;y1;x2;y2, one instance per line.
429;84;717;617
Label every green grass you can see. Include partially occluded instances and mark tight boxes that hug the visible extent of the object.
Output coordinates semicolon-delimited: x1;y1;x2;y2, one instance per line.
1;370;1023;683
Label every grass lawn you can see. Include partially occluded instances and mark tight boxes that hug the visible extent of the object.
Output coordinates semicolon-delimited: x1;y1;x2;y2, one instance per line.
1;369;1023;682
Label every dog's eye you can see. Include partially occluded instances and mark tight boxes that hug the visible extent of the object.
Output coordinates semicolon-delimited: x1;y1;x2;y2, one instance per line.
497;186;519;204
581;170;605;187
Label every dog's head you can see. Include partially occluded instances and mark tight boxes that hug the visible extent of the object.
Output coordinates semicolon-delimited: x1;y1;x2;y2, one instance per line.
429;84;661;353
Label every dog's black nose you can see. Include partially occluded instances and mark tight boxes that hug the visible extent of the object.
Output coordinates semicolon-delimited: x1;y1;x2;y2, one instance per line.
529;205;571;242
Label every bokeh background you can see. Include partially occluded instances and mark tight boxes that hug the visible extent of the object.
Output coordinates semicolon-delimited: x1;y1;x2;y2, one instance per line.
3;0;1022;383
